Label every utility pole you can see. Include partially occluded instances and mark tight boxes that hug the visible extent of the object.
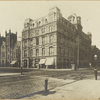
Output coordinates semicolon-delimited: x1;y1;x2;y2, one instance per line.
77;35;79;70
18;36;22;74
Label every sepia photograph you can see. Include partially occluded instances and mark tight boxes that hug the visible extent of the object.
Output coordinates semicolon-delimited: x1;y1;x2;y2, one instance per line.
0;1;100;99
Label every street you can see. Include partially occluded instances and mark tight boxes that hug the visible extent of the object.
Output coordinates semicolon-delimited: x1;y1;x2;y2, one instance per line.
0;67;100;99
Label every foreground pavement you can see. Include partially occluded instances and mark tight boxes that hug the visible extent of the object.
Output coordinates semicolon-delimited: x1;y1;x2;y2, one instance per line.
23;78;100;99
0;67;100;99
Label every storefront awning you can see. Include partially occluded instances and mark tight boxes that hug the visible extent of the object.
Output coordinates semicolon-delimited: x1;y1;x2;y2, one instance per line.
45;57;55;65
39;59;46;64
10;60;16;65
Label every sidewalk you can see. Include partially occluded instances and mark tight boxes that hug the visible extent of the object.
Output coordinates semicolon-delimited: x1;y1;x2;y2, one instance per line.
0;73;21;76
23;78;100;99
0;66;91;71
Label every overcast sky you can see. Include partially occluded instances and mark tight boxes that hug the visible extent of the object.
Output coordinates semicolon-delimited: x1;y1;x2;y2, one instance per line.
0;1;100;49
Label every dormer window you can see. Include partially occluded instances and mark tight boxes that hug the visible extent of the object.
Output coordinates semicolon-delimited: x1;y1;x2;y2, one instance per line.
33;23;34;27
70;24;71;28
45;19;47;23
39;21;41;25
2;46;4;49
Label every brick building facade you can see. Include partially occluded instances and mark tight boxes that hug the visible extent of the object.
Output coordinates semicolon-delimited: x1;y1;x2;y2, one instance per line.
22;7;92;68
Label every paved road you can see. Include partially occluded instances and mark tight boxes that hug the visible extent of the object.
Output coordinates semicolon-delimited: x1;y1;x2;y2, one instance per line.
0;67;100;99
0;67;38;73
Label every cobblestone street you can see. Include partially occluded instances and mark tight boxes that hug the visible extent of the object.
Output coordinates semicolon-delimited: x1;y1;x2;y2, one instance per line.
0;68;100;99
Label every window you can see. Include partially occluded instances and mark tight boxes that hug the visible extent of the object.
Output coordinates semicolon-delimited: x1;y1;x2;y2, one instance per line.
59;47;61;55
49;47;54;55
30;39;33;46
33;23;34;27
30;49;33;57
8;48;9;52
2;52;5;57
35;30;39;35
39;21;41;25
45;19;48;23
42;37;45;44
8;55;9;60
61;48;63;56
2;60;4;65
36;37;39;45
42;48;45;56
2;46;4;49
49;35;54;43
24;50;27;57
36;49;39;56
63;49;65;56
24;41;27;48
14;52;15;58
41;28;45;34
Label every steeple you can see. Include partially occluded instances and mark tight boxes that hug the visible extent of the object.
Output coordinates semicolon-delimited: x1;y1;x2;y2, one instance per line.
5;30;7;36
9;29;11;33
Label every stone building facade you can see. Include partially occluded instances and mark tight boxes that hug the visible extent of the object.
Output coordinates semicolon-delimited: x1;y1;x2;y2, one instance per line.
12;41;21;67
5;30;17;66
0;35;6;66
22;7;92;68
0;37;6;66
0;30;21;67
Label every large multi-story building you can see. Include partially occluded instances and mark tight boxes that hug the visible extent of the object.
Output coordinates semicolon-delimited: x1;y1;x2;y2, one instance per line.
22;7;92;69
0;30;21;67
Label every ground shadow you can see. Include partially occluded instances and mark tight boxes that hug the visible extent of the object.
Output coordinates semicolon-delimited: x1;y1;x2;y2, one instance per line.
15;90;56;99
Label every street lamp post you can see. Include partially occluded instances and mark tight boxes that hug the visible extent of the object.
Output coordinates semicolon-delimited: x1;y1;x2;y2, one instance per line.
94;55;97;69
94;54;97;80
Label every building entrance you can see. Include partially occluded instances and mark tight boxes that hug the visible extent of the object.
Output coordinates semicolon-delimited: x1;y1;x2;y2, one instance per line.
24;60;27;68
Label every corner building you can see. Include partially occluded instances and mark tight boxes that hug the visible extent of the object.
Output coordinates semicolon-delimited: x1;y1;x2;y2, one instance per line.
22;7;92;68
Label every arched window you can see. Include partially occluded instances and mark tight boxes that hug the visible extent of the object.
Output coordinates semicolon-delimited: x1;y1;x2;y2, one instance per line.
24;41;27;48
49;46;54;55
49;35;54;43
36;37;39;45
42;48;45;56
30;49;33;57
36;49;39;56
39;21;41;25
33;23;34;27
24;50;27;57
42;37;45;44
45;19;48;23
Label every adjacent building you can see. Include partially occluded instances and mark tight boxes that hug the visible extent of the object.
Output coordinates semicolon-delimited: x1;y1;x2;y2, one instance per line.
91;45;100;68
0;30;21;67
12;41;21;67
22;7;92;68
0;35;6;66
